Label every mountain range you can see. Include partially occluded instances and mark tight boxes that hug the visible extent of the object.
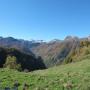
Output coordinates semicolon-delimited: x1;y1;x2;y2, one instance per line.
0;36;90;68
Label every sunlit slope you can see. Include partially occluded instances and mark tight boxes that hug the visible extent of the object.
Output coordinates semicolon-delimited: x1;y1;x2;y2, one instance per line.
0;56;90;90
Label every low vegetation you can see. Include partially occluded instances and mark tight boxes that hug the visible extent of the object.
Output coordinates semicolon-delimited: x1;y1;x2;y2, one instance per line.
0;56;90;90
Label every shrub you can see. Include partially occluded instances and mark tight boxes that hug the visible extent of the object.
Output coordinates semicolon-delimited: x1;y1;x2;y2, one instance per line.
4;55;21;71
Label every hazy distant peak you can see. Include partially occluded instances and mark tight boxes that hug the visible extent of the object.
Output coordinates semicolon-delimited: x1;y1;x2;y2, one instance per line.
6;36;13;38
49;39;61;44
0;36;3;39
88;36;90;41
64;36;79;41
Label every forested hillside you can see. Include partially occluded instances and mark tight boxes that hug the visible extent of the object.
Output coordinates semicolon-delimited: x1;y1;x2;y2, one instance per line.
0;47;46;71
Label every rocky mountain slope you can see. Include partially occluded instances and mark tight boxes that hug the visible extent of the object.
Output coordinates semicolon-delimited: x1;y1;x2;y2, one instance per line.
31;36;90;67
0;36;90;68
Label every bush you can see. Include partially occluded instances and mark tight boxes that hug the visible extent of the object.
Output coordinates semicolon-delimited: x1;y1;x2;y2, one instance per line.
4;55;21;71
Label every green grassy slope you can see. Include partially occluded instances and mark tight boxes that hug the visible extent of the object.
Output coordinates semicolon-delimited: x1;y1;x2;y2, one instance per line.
0;57;90;90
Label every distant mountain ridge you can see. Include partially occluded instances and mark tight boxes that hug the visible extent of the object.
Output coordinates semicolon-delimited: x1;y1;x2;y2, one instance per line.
0;36;90;67
0;36;42;55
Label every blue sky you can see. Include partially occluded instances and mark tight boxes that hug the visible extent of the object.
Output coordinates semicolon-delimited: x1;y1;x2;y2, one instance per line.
0;0;90;41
